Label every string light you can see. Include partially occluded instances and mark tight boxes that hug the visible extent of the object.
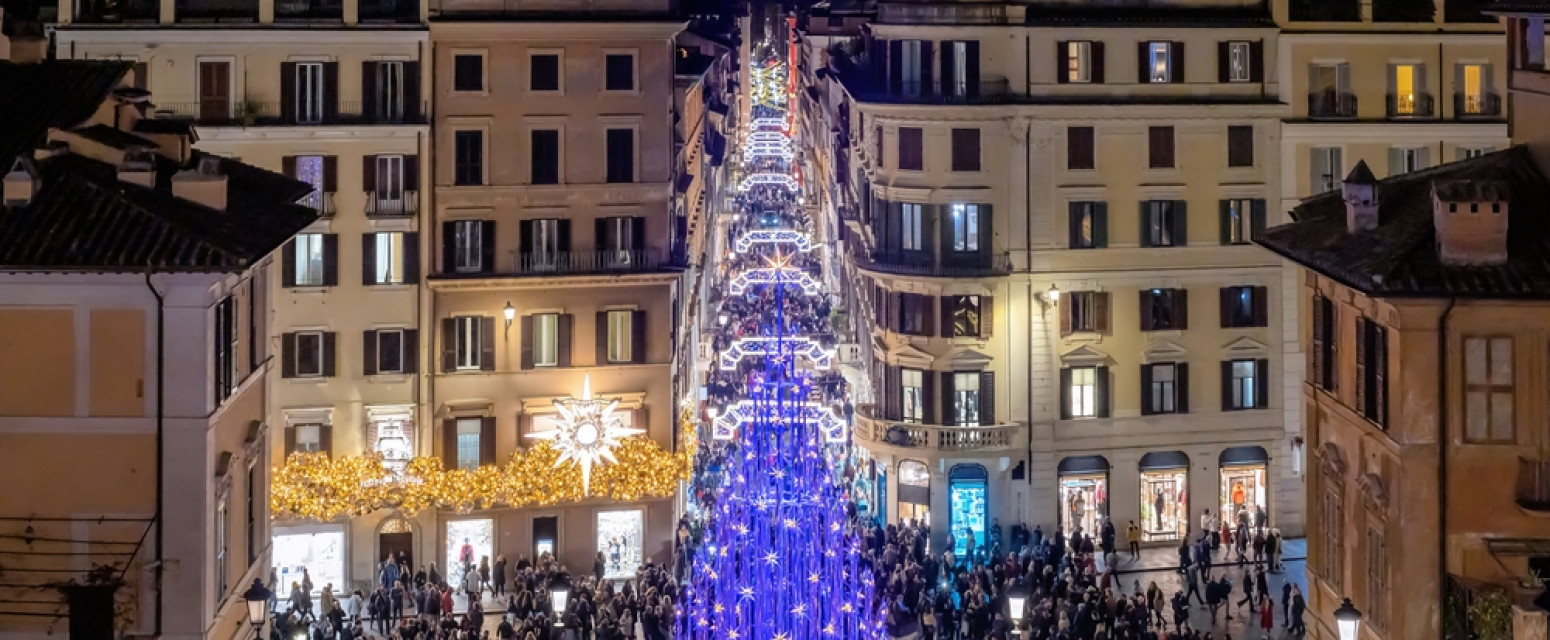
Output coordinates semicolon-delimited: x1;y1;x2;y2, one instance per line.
735;229;813;253
712;400;846;444
719;336;834;371
738;172;799;192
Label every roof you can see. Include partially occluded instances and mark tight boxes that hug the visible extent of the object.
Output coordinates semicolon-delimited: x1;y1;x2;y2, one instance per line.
0;60;131;169
1024;1;1275;26
72;123;158;150
676;50;717;77
1256;146;1550;299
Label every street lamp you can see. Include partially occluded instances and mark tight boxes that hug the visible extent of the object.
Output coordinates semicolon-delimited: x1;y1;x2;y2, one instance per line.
242;578;272;639
1046;284;1061;303
1334;598;1363;640
503;302;516;328
550;578;571;628
1007;582;1030;637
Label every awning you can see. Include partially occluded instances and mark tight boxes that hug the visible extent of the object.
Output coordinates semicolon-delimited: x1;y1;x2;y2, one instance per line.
948;463;988;482
1058;455;1110;475
1139;451;1190;471
1219;445;1269;467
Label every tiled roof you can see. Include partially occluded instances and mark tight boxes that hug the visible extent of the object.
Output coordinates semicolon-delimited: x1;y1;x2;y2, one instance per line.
0;60;131;168
1256;146;1550;299
1025;1;1275;26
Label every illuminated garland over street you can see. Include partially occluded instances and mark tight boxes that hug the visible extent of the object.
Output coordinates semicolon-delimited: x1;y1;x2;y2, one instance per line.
271;419;695;521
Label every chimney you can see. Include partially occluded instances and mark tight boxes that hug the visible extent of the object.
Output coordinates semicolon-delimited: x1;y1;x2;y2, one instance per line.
117;147;156;188
172;155;228;211
1432;179;1510;266
3;157;39;206
1342;159;1380;233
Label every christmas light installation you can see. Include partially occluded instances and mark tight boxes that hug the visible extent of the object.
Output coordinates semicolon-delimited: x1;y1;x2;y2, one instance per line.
711;399;847;444
739;172;799;192
751;117;788;131
728;266;820;295
719;336;834;371
749;131;789;144
734;229;813;253
525;374;646;496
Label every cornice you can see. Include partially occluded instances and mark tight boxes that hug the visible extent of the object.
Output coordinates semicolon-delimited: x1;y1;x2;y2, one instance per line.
427;20;686;40
435;182;674;209
426;271;682;291
197;125;428;142
55;26;428;45
1280;120;1507;142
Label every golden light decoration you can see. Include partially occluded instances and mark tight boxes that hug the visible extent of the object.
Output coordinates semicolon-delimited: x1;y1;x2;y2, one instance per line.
525;374;646;496
271;413;697;521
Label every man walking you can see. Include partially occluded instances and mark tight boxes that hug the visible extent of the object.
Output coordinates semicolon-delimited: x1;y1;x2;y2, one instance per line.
1126;521;1142;559
1201;509;1219;550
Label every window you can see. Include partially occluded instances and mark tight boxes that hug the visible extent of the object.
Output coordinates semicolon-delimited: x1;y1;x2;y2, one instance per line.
372;417;413;475
897;293;929;335
900;203;924;251
1142;200;1185;247
948;295;981;337
1062;291;1110;335
1366;527;1388;630
1227;125;1254;167
523;218;564;268
606;309;633;363
1458;63;1492;114
1143;362;1183;415
1458;146;1493;160
215;496;228;601
599;216;641;264
944;41;972;96
1140;288;1187;331
1148;126;1175;169
452;220;486;274
949;203;980;252
373;61;404;122
245;462;256;564
214;295;237;403
898;127;924;171
295;62;324;124
605;128;634;183
453;130;483;186
1221;198;1265;245
453;316;484;370
1311;147;1344;195
293;233;326;286
1067;126;1095;170
294;424;323;453
1225;359;1266;410
1068;366;1097;418
1068;201;1106;248
294;331;325;377
899;40;924;96
1219;286;1267;328
1311;294;1338;391
951;372;981;426
369;232;406;285
1147;42;1174;83
1389;63;1425;116
532;313;559;367
453;54;483;92
1227;41;1251;82
531;129;560;185
455;418;482;470
291;155;327;210
530;54;560;91
373;154;405;204
1389;147;1428;175
1321;484;1345;590
951;128;980;171
901;369;925;423
1067;41;1093;83
373;329;405;374
1356;318;1389;426
1463;336;1514;443
604;54;635;91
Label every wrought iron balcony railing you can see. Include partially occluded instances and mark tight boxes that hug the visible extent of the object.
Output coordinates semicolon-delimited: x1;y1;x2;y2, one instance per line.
1455;92;1503;119
1387;93;1435;118
364;191;418;217
1308;92;1358;119
856;250;1012;278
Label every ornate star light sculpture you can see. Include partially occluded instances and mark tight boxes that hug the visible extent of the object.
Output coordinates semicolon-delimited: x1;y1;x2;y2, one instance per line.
524;374;644;495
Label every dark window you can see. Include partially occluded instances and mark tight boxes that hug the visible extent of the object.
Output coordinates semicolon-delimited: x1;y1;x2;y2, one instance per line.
1067;126;1096;170
898;293;929;335
1140;288;1187;331
605;54;635;91
1061;291;1111;336
1220;286;1268;328
1311;294;1338;391
295;332;324;377
453;130;483;186
1148;126;1175;168
376;329;405;373
1142;200;1185;247
1220;199;1267;245
453;54;483;92
531;129;560;185
605;128;635;183
1141;362;1186;415
530;54;560;91
1227;125;1254;167
214;295;237;403
898;127;924;171
1356;317;1389;426
1068;201;1107;249
951;128;981;171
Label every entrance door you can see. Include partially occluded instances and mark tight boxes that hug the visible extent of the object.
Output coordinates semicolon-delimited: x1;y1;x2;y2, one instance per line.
379;532;413;572
199;61;231;121
533;516;558;559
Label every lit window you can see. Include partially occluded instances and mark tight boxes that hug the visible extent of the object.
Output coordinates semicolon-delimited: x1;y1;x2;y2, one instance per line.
1069;367;1096;418
1229;359;1258;410
374;232;404;285
1149;363;1178;414
533;313;559;367
901;203;923;251
294;424;322;452
455;418;481;470
1068;41;1092;83
607;310;633;363
901;369;924;423
1227;42;1251;82
453;220;483;273
293;233;326;286
950;203;980;252
952;372;980;426
454;316;482;370
1149;42;1172;83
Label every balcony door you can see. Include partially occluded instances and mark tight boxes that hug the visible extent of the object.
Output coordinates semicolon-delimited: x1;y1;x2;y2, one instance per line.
376;61;404;122
198;61;231;120
1309;63;1350;114
527;219;562;270
375;155;405;211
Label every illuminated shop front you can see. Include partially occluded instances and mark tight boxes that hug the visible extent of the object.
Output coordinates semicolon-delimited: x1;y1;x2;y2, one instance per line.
597;509;645;580
897;460;930;525
948;464;987;558
1138;451;1189;542
1219;446;1270;528
444;518;493;580
273;526;345;596
1058;456;1109;536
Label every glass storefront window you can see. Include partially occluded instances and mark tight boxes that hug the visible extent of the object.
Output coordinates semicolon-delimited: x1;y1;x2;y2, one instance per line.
898;460;930;527
949;464;987;561
273;530;344;598
1140;470;1188;542
1220;465;1269;528
1060;475;1107;536
445;519;494;584
597;510;644;580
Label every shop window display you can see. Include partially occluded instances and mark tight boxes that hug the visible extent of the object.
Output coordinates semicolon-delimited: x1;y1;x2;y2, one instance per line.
1139;470;1188;541
597;510;644;580
1220;465;1268;528
444;519;493;582
898;460;931;526
948;465;987;561
1060;475;1107;536
273;530;345;598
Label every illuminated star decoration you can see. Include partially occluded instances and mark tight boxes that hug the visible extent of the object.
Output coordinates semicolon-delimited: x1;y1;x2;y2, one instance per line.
524;374;645;495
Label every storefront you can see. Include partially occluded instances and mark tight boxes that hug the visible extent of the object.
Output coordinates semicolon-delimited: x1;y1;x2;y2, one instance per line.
1058;456;1109;536
948;464;987;559
897;460;930;525
273;525;346;596
1219;446;1270;529
597;509;645;580
1137;451;1189;542
444;518;494;581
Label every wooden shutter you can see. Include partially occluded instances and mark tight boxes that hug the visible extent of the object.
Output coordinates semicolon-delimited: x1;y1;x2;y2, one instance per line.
363;155;378;193
1372;326;1386;424
363;330;378;376
520;316;535;370
440;318;456;372
922;370;936;424
1059;367;1073;419
965;41;981;96
322;234;339;286
979;296;994;338
321;61;339;123
940;372;956;425
323;156;338;193
1221;360;1234;411
1137;42;1150;83
321;332;336;377
556;314;573;367
405;155;420;192
942;41;957;94
1140;202;1154;248
1355;319;1368;416
1311;297;1326;388
1095;366;1111;418
1139;290;1155;331
1092;42;1106;83
282;155;297;178
403;329;419;374
361;61;378;119
1176;363;1190;413
1219;200;1233;246
884;365;902;420
919;41;934;96
1250;199;1267;239
979;371;995;424
1219;287;1234;328
319;424;333;458
1172;201;1188;246
284;426;297;457
596;311;609;364
631;310;647;364
1249;41;1264;83
1251;286;1268;327
631;217;646;251
404;61;422;121
888;40;904;94
1068;203;1084;248
441;419;457;470
281;239;297;286
978;204;993;259
1060;297;1073;336
280;62;297;122
479;317;496;371
479;220;496;274
1170;42;1185;83
558;219;572;253
1094;202;1108;247
362;233;378;286
1254;358;1270;409
1140;364;1155;415
1217;42;1231;83
281;333;296;378
403;232;420;283
1056;42;1070;84
921;295;936;336
479;417;496;466
1094;292;1112;333
940;297;955;338
1173;289;1189;330
441;221;456;275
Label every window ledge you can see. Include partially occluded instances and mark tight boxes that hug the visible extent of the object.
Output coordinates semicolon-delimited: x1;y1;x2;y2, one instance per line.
284;286;334;294
1062;332;1105;344
285;376;331;384
1142;329;1184;339
367;373;412;383
364;284;416;292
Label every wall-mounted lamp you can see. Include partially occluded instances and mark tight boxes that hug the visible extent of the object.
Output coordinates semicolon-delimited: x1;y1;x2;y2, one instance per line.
1037;283;1061;309
503;302;516;329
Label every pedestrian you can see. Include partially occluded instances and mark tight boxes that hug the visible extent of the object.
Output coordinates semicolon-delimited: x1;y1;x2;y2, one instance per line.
1259;592;1274;634
1281;580;1293;624
494;555;508;596
1201;509;1218;550
1236;569;1256;612
1290;584;1307;634
479;556;492;594
1185;564;1204;605
1126;521;1142;559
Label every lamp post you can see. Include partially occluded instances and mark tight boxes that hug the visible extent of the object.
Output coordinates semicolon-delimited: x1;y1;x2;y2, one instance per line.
550;578;571;629
1007;582;1030;637
242;578;272;640
1334;598;1363;640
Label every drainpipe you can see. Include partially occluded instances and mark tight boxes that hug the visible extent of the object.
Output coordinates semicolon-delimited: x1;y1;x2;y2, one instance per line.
1438;296;1457;639
1025;119;1034;490
143;269;165;637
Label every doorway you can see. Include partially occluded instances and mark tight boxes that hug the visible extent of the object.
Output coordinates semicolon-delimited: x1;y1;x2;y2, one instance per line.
198;60;230;121
378;516;414;572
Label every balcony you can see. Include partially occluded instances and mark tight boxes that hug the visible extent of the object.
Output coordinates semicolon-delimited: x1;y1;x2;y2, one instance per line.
876;78;1018;106
853;408;1019;454
301;191;336;217
73;0;159;23
151;100;427;127
365;191;418;217
1445;0;1500;23
436;249;679;281
274;0;343;21
359;0;420;22
1288;0;1359;21
876;2;1006;25
1308;92;1358;119
175;0;257;22
856;250;1011;278
1387;93;1436;119
1455;92;1504;119
1517;458;1550;513
1373;0;1436;22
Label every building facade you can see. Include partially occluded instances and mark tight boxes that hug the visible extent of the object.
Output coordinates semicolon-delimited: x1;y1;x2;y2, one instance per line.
51;0;433;592
0;60;314;640
802;0;1304;554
